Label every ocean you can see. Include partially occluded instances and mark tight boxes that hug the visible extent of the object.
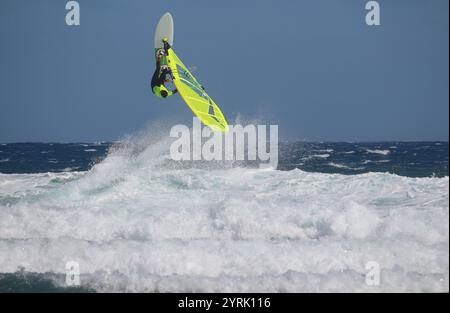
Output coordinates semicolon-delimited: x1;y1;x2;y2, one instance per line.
0;134;448;292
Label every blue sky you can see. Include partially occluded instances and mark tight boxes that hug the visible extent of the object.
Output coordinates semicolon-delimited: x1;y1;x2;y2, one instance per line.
0;0;448;142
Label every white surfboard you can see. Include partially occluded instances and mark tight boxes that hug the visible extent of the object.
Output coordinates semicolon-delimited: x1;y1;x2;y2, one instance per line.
154;12;174;50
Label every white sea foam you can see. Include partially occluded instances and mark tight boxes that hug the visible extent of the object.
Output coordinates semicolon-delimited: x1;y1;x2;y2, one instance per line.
305;154;330;160
0;131;448;292
365;149;391;156
314;149;334;153
84;149;97;152
362;159;391;165
327;162;365;171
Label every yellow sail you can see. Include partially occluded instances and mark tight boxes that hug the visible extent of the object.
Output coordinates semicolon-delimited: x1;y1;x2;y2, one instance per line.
166;48;229;132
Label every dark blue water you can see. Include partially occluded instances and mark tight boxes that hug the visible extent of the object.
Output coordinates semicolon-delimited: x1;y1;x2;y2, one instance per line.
0;141;448;177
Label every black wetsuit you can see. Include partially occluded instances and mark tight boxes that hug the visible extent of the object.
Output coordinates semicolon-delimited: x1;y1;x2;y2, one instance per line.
151;62;170;90
151;40;174;91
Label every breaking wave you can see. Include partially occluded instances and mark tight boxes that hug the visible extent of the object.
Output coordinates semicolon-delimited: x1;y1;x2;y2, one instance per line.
0;128;448;292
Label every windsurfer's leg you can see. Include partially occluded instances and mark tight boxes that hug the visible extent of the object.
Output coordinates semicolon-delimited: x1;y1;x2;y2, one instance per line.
159;65;174;81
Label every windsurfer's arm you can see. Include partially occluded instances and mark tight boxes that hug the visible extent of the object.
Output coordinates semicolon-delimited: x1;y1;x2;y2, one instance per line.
162;38;171;55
